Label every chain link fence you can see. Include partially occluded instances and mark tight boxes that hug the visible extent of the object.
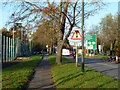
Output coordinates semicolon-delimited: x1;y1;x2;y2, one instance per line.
0;33;30;63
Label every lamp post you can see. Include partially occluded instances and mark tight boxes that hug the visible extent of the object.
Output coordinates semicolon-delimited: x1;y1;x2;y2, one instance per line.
81;0;84;72
12;14;15;60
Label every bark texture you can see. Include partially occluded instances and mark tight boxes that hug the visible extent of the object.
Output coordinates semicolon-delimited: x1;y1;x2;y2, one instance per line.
56;40;64;64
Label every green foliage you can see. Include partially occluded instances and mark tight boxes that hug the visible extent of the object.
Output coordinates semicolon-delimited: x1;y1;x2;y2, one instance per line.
2;54;43;88
49;55;118;88
94;55;108;58
113;38;120;56
88;13;118;53
32;20;58;51
95;49;99;54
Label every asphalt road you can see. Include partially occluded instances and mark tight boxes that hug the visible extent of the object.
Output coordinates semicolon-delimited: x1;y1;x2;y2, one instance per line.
64;55;119;80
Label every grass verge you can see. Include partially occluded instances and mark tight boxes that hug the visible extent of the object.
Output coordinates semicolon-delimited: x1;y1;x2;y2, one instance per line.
49;55;118;88
79;54;108;58
2;54;43;88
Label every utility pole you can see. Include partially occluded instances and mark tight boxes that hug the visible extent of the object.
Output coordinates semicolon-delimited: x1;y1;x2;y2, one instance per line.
81;0;84;72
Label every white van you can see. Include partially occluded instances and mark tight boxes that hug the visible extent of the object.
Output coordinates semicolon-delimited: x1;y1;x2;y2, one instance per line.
62;49;70;56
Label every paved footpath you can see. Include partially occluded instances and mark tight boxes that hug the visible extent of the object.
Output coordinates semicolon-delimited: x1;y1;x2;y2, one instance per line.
28;54;55;89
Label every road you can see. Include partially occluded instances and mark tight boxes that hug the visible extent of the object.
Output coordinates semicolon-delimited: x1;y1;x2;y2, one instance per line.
64;55;119;80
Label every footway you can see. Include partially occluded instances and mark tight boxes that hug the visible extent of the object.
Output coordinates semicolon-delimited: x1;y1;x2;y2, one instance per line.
28;54;55;89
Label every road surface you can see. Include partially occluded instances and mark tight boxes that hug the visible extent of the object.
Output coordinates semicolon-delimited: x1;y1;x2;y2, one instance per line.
64;55;119;80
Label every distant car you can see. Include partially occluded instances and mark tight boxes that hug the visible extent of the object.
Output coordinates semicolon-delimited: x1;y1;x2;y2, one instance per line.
33;51;41;55
41;51;47;54
69;51;73;55
99;52;105;55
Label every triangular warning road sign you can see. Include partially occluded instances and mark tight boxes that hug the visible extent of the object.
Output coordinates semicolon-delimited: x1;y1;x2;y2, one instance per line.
71;31;82;40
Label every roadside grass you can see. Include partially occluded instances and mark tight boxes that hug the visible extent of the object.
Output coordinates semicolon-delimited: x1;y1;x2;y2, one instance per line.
78;54;108;58
2;54;43;88
49;55;118;88
94;55;108;58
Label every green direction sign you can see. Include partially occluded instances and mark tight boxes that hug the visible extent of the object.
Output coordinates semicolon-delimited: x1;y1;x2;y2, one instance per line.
86;34;97;49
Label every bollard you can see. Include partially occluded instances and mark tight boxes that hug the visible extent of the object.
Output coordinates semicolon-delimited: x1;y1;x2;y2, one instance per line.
89;53;91;57
116;56;118;62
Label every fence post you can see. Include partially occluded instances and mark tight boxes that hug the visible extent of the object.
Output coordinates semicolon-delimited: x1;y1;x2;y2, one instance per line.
14;38;16;58
4;35;6;62
13;38;15;60
3;36;5;63
10;38;12;61
11;38;13;60
0;32;2;90
9;37;11;61
8;37;10;61
16;38;18;57
0;33;2;63
6;36;8;62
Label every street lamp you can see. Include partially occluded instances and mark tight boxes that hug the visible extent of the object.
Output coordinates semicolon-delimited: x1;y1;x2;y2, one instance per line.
12;14;15;60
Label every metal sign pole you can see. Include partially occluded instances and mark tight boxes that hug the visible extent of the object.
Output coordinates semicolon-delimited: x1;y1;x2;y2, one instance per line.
76;42;78;67
81;0;84;72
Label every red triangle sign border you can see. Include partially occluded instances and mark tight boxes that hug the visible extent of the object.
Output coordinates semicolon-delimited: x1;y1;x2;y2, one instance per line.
71;31;82;40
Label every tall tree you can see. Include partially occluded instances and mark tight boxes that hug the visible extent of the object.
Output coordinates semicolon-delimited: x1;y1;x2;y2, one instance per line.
4;0;105;64
32;20;58;53
100;14;118;54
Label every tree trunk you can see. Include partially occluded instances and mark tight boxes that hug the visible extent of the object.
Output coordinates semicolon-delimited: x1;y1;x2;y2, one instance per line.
49;47;52;54
49;40;53;54
102;43;104;52
56;40;64;64
110;42;113;55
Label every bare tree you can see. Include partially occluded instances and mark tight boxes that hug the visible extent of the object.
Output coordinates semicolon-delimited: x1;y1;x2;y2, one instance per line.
3;0;105;64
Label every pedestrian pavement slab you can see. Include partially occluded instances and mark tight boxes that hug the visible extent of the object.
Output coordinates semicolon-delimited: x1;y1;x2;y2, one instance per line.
27;54;55;89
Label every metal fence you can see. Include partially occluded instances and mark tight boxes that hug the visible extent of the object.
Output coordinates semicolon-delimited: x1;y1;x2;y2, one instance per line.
0;33;30;63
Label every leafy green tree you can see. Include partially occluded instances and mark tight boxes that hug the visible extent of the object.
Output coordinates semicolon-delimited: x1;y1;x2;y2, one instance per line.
99;14;118;55
113;38;120;57
32;20;58;53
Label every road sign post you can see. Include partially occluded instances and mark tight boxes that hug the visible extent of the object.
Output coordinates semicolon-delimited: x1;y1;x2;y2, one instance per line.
76;43;78;67
82;0;84;72
86;34;97;50
71;30;82;67
86;34;97;57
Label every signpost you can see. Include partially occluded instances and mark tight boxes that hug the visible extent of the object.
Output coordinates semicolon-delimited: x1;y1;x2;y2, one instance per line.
71;31;82;40
71;30;82;67
86;34;97;57
86;34;97;50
